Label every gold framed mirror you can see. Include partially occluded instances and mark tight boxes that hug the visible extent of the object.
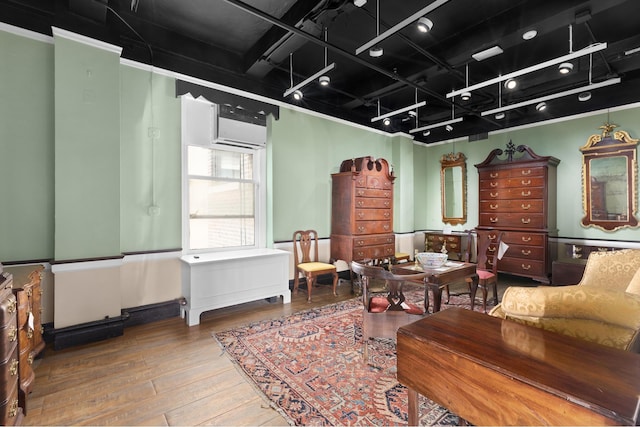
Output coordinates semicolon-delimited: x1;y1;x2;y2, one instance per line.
440;152;467;225
580;124;638;231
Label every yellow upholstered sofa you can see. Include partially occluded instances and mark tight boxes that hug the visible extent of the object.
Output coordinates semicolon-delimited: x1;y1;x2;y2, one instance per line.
489;249;640;352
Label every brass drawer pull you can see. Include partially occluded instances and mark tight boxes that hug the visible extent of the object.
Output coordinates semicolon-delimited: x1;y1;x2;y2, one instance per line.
521;236;532;242
8;326;17;342
358;212;364;219
384;201;390;207
28;352;35;364
8;299;16;314
490;192;498;198
9;359;18;376
521;250;531;255
521;190;531;197
521;169;532;175
490;204;498;210
490;217;498;223
488;234;497;240
357;240;364;245
9;399;18;418
521;179;531;185
521;218;531;224
27;328;34;339
490;182;498;187
521;264;532;271
358;226;365;232
357;201;363;207
488;247;496;253
384;212;390;218
521;203;531;210
383;224;390;230
387;238;393;243
449;243;458;249
490;172;498;178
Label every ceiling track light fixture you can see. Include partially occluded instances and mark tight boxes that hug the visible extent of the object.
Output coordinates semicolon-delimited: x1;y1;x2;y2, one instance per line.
319;27;331;86
369;0;383;57
480;77;621;117
356;0;450;56
383;117;391;126
535;102;547;111
283;55;336;98
504;78;517;90
416;17;433;33
353;0;367;7
578;91;592;102
410;103;461;134
447;42;607;99
293;90;303;100
559;62;574;74
371;100;426;123
460;64;471;100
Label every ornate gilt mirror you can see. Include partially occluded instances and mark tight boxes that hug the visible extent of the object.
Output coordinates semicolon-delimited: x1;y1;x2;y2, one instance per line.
580;124;638;231
440;152;467;225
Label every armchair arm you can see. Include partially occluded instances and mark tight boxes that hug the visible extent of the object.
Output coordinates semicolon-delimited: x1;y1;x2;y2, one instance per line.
500;285;640;330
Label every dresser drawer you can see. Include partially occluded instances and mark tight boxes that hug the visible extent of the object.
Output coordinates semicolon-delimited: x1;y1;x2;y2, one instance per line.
501;231;546;246
355;197;392;209
480;213;545;228
366;174;393;190
480;187;545;200
0;345;19;394
479;199;544;213
500;257;546;277
479;167;546;180
480;176;545;190
353;234;394;247
354;220;392;235
353;244;395;260
355;208;392;221
355;188;392;198
0;379;20;426
505;244;545;260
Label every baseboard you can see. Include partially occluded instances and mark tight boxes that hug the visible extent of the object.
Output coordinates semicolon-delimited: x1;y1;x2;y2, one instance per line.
45;299;181;350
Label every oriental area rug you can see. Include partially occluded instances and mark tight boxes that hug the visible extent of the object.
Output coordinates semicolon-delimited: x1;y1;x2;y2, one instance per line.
214;286;493;426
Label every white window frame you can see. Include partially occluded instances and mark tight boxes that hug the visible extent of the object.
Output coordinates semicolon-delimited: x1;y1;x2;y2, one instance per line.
180;95;266;254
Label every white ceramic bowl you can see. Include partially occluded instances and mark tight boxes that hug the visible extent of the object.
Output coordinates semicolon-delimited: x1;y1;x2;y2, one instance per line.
415;252;448;268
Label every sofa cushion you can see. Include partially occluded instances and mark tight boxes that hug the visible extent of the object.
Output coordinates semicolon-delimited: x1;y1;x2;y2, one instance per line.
578;249;640;290
625;267;640;296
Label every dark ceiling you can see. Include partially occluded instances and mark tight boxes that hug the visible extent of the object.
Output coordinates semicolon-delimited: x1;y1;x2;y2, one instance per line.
3;0;640;144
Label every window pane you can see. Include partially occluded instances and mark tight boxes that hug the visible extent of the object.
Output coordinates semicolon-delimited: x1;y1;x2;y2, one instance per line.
188;146;253;179
189;218;255;249
189;179;254;217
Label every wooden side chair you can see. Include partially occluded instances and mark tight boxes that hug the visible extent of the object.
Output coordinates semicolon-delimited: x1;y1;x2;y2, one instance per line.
292;230;338;302
351;261;429;358
465;230;506;313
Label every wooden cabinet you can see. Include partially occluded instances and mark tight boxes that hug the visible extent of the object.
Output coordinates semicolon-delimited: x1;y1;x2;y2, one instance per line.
475;144;559;283
424;232;466;261
0;270;22;426
8;265;44;415
331;157;395;264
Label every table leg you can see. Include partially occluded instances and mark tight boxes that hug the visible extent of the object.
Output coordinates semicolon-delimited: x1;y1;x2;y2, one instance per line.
408;388;418;426
428;281;443;313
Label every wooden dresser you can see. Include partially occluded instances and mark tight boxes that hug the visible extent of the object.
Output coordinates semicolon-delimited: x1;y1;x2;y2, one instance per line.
331;157;395;264
0;269;23;425
475;143;559;283
424;232;467;261
7;265;44;414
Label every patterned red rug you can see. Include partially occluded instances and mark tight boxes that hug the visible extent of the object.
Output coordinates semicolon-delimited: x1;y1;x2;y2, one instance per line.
214;287;492;426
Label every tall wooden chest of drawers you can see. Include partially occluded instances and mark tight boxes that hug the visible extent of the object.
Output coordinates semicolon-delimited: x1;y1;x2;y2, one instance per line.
475;143;559;283
0;271;23;426
8;265;44;415
331;157;395;264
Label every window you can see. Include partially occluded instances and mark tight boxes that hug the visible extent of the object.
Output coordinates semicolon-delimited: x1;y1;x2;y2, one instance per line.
181;96;265;252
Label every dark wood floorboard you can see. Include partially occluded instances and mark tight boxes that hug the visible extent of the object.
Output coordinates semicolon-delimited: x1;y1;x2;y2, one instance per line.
22;275;533;426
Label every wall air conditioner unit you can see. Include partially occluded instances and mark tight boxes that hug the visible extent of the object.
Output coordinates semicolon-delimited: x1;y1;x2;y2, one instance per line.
215;116;267;149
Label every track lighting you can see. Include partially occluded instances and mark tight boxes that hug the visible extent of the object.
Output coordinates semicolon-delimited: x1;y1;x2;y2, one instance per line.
578;92;592;102
504;78;517;90
383;117;391;126
495;112;505;119
445;124;453;131
417;17;433;33
293;90;303;100
353;0;367;6
522;29;537;40
369;46;383;57
319;75;330;86
535;102;546;111
423;130;430;136
461;92;471;101
558;62;574;74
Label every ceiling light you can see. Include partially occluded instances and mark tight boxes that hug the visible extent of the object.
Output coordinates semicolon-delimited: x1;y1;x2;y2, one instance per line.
319;75;330;86
481;77;621;117
353;0;367;6
423;130;430;136
522;29;537;40
356;0;450;56
448;42;607;99
417;17;433;33
558;62;574;74
371;101;426;123
445;124;453;132
472;46;504;61
369;46;383;57
410;117;463;134
495;112;505;119
461;92;471;101
578;92;592;102
504;78;517;90
383;118;391;126
292;90;303;100
283;62;336;98
536;102;547;111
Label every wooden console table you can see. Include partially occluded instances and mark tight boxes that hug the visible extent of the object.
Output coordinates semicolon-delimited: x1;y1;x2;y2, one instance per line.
397;308;640;426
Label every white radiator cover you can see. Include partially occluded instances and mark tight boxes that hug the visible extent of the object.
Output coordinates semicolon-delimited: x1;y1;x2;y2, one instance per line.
180;248;291;326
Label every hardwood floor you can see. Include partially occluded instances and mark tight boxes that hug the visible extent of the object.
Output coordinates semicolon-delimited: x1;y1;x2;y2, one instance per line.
22;275;533;426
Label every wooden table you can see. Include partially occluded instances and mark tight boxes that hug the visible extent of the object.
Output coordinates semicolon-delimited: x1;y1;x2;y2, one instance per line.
397;308;640;426
394;262;477;313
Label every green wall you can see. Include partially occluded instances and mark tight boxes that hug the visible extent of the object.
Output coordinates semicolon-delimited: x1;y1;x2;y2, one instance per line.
1;26;638;265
